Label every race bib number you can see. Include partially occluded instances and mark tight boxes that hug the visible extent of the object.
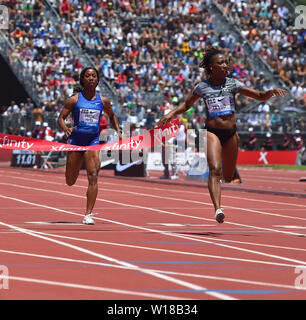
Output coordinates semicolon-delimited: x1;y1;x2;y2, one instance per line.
206;96;232;118
79;108;100;124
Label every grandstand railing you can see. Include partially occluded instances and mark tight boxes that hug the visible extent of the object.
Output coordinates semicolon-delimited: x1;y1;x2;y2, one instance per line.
235;112;305;134
1;112;305;136
0;111;59;135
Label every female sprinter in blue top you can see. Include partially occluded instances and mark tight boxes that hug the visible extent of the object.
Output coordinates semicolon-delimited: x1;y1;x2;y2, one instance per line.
58;67;122;225
158;47;287;224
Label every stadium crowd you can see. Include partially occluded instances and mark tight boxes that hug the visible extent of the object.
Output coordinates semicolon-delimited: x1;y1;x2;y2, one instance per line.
216;0;305;105
0;0;305;160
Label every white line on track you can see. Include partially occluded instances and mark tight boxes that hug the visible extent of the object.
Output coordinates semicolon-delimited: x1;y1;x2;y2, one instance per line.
6;170;306;208
2;173;306;221
99;188;306;222
1;275;191;300
0;225;301;268
1;248;304;292
0;212;236;300
1;180;305;239
237;176;303;185
0;189;306;268
1;178;305;296
96;181;306;208
237;172;301;182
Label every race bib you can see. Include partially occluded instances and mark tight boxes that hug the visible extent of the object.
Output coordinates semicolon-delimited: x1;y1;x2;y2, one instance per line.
205;96;232;118
79;108;100;124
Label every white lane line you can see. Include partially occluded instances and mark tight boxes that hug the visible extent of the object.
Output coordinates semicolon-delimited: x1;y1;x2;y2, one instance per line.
2;174;306;222
1;248;304;292
24;227;306;255
0;191;306;268
2;275;191;300
102;188;306;222
1;227;301;268
237;177;302;185
100;181;306;208
2;171;306;209
1;181;305;239
0;217;236;301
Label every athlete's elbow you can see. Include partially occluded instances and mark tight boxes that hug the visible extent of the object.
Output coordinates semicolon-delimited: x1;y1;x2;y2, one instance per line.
258;90;273;101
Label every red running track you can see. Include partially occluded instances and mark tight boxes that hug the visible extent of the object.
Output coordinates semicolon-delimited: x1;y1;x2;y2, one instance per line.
0;167;306;300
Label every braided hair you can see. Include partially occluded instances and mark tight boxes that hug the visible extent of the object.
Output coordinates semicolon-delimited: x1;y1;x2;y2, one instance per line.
199;46;222;75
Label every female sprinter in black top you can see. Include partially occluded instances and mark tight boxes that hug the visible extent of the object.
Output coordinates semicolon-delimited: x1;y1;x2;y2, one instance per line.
158;47;287;223
58;67;122;224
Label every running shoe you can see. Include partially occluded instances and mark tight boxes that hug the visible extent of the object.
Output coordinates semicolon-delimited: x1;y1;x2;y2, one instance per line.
231;178;242;184
215;208;225;223
82;214;95;225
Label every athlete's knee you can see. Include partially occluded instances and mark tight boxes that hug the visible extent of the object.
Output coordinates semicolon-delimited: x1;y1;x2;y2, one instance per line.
209;165;222;179
65;170;79;186
66;175;77;186
87;169;99;185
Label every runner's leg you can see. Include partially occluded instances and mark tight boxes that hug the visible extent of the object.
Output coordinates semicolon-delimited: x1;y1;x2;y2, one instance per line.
65;151;84;186
221;133;239;182
207;132;222;211
84;150;100;215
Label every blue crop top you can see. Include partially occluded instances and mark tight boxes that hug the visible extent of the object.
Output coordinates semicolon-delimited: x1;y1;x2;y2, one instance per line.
71;92;104;136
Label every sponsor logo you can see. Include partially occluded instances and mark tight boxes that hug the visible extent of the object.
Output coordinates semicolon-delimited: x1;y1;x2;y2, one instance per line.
258;151;268;165
116;160;142;172
100;159;115;168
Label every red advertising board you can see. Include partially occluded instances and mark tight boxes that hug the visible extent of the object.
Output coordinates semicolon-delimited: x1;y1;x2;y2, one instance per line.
0;149;12;162
237;151;298;165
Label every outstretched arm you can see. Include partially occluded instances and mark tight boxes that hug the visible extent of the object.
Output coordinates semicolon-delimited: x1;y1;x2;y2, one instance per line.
157;91;200;126
239;87;287;101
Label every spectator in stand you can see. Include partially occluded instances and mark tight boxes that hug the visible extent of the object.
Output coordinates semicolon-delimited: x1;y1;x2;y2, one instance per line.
99;114;109;132
32;104;43;124
247;127;257;150
257;101;270;130
18;126;26;137
216;0;305;108
247;113;260;131
42;122;54;141
54;128;66;143
270;109;282;132
293;129;303;150
292;131;305;166
258;101;270;114
3;0;304;138
32;121;45;139
281;132;291;151
264;132;273;151
24;98;34;130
